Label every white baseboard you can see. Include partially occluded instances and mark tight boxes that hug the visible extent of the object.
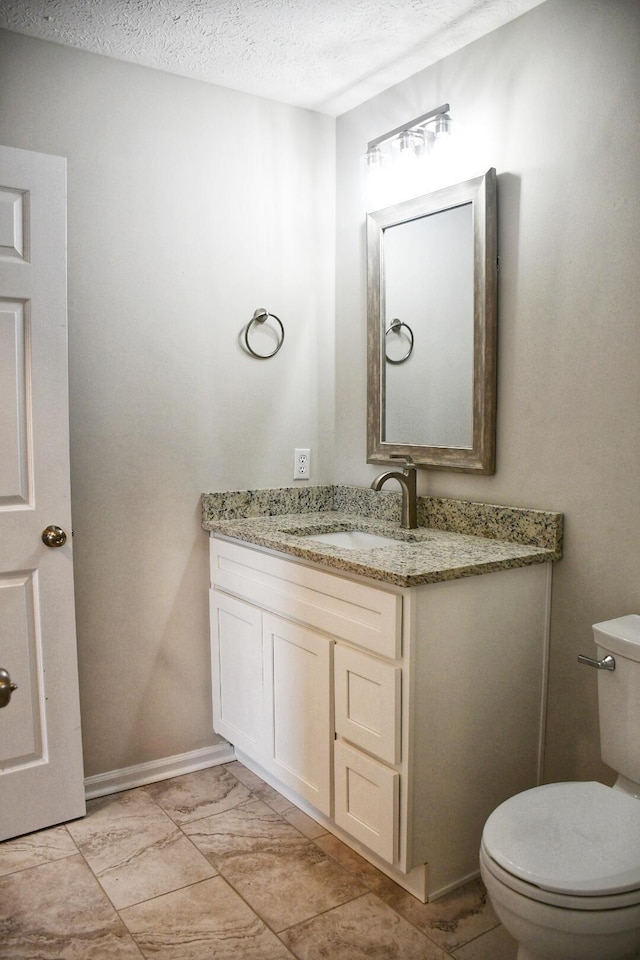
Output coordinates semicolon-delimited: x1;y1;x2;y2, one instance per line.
84;742;236;800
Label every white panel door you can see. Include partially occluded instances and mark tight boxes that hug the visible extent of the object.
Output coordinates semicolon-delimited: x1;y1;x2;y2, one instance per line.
0;145;85;839
210;589;266;759
262;614;332;815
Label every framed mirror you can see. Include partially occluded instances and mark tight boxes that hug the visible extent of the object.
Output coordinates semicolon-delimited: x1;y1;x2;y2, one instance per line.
367;168;497;473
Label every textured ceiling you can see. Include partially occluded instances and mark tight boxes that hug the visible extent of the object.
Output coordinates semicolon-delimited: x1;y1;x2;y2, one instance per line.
0;0;547;114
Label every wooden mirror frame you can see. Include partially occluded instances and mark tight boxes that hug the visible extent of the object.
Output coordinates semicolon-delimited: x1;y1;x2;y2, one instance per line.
367;168;497;473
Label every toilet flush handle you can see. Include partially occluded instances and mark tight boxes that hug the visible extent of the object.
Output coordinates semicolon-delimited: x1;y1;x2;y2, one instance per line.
577;654;616;671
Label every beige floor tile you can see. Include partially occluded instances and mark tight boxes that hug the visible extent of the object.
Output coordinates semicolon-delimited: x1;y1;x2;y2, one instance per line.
280;892;451;960
261;788;298;815
184;799;367;932
314;832;395;888
225;761;296;814
224;761;267;792
66;787;216;909
282;805;327;840
375;877;500;952
220;841;368;933
183;797;309;859
0;854;142;959
453;923;518;959
0;824;78;877
232;766;430;839
145;764;253;823
120;875;295;959
0;765;515;960
228;761;310;816
245;780;296;814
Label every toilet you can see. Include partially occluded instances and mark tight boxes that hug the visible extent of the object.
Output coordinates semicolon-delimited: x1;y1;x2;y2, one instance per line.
480;615;640;960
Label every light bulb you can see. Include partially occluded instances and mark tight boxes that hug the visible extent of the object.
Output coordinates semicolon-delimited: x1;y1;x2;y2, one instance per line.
433;114;451;138
365;145;383;169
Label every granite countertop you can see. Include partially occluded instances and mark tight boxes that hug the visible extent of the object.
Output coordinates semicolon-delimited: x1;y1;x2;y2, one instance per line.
202;486;563;588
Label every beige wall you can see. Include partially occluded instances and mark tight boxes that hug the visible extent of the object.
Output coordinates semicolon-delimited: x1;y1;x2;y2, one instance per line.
0;30;335;777
335;0;640;783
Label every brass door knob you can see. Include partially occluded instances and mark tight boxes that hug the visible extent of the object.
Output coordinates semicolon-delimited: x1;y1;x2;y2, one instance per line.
0;668;18;708
41;525;67;548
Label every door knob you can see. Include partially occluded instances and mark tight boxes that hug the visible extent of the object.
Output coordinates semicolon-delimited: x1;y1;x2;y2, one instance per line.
41;525;67;548
0;668;18;708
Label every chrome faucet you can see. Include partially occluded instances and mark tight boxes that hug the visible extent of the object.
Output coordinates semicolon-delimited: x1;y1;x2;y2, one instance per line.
370;456;418;529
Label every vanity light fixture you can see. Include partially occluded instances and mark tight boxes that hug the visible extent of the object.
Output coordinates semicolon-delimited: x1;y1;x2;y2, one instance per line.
364;103;452;167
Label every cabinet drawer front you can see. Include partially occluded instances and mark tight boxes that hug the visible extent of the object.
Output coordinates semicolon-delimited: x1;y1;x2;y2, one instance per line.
334;645;401;765
211;538;401;658
334;740;399;864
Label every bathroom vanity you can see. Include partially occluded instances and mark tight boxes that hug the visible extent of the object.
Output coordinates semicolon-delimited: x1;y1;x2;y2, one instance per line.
203;486;562;902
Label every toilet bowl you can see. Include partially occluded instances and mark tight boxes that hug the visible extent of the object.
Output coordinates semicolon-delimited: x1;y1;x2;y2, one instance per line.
480;781;640;960
480;616;640;960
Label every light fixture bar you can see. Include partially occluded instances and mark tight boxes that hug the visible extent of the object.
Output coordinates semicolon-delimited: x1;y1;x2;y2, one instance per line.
366;103;450;152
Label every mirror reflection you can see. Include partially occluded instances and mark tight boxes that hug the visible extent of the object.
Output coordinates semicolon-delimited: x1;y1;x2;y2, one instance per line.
367;169;497;473
384;202;474;447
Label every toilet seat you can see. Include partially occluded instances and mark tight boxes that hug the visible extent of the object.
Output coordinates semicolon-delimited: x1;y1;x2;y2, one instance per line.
482;782;640;907
480;841;640;911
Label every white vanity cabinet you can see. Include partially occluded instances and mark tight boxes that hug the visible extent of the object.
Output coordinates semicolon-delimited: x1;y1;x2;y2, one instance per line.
209;536;550;902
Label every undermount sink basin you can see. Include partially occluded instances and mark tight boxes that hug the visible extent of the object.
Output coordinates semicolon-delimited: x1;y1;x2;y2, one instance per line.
300;530;402;550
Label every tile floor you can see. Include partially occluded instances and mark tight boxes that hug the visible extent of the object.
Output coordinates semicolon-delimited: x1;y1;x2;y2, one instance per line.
0;761;518;959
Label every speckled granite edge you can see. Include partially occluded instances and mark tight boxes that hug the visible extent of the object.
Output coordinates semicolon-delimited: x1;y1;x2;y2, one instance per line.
201;485;563;557
201;486;335;521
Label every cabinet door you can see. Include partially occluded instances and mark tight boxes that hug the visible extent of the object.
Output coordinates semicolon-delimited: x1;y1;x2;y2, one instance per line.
210;590;265;760
262;614;332;816
334;740;399;864
334;645;401;765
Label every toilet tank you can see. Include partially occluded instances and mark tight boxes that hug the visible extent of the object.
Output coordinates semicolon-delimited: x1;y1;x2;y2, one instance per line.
593;615;640;783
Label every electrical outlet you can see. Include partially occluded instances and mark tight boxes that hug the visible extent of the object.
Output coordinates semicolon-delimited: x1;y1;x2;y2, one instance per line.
293;448;310;480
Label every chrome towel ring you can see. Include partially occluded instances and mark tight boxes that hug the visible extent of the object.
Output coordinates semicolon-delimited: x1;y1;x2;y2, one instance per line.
385;318;414;364
244;307;285;358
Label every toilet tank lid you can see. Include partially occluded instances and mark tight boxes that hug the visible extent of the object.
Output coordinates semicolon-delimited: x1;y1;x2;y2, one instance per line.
593;614;640;661
483;782;640;896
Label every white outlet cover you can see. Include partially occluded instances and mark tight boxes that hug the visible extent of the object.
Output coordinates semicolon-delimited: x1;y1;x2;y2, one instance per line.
294;448;311;479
